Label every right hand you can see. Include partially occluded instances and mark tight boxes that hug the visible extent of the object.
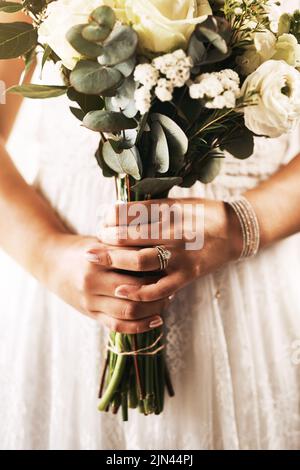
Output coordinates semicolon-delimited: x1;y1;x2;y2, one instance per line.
42;233;167;333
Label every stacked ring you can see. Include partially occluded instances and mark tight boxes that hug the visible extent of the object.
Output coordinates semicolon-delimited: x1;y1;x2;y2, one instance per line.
156;246;172;271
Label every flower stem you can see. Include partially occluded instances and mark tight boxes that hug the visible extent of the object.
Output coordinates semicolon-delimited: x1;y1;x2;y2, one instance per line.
98;333;127;411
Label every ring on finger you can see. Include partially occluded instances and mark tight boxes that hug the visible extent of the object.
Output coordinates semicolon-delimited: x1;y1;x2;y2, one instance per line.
156;245;172;271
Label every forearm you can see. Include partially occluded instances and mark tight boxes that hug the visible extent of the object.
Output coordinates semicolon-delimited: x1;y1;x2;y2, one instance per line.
0;138;68;281
245;153;300;248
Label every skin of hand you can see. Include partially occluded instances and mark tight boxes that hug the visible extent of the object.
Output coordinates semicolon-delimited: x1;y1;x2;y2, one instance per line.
86;198;244;303
44;233;168;333
1;9;300;334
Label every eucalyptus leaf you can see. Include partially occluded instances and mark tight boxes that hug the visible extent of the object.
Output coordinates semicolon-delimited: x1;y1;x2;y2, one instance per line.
95;143;117;177
82;22;111;43
66;24;103;57
221;127;254;159
67;87;104;113
8;84;67;98
103;141;142;180
131;177;183;197
90;6;116;30
0;22;37;59
197;155;222;183
188;34;206;67
109;129;137;153
151;113;188;170
83;110;137;133
195;16;228;54
98;25;138;66
0;1;23;13
105;77;137;117
70;60;123;95
151;121;169;174
114;56;136;77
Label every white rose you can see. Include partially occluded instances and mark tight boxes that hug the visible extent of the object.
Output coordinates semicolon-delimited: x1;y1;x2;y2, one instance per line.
236;30;276;76
38;0;117;70
272;34;300;68
241;60;300;138
124;0;212;54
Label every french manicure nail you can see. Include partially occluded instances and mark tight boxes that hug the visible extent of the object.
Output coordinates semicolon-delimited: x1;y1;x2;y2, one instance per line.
149;317;164;329
85;253;100;264
115;285;141;299
115;286;130;299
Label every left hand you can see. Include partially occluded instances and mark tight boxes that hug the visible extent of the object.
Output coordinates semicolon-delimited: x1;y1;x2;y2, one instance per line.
88;198;243;302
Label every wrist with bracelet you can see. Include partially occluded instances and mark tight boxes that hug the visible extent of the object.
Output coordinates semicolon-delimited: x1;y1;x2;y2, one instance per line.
226;195;261;260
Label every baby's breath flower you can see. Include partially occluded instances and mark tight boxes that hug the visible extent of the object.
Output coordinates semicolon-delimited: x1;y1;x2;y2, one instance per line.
152;49;193;88
189;69;241;109
154;78;174;102
134;63;159;89
134;86;152;114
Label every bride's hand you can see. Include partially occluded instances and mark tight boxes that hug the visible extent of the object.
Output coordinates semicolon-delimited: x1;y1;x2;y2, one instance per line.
43;234;167;333
93;198;243;302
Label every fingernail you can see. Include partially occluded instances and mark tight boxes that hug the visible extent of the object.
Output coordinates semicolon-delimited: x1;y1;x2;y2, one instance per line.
85;253;100;264
149;316;164;329
115;285;140;299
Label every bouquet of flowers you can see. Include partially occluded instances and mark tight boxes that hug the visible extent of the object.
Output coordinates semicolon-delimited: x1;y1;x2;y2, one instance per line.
1;0;300;420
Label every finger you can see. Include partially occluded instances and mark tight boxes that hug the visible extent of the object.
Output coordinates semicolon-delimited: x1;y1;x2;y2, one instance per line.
104;199;179;227
99;222;184;247
82;268;159;296
114;272;184;302
86;246;174;272
87;295;168;320
97;313;164;334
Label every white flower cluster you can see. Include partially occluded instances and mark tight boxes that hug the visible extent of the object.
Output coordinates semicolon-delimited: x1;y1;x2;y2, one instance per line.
133;49;193;114
189;69;241;109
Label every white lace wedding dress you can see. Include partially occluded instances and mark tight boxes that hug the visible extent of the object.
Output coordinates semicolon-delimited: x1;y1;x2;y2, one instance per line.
1;5;300;450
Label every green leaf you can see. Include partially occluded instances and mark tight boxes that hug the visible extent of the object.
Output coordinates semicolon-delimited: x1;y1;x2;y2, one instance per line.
23;46;36;78
41;44;52;71
8;84;67;98
0;2;23;13
188;34;206;68
98;25;138;66
195;16;228;54
109;129;137;153
70;60;123;95
196;154;222;183
67;87;104;113
95;142;117;177
103;141;142;180
66;24;103;57
221;127;254;159
70;106;85;121
82;22;111;43
151;113;188;170
90;6;116;29
131;177;183;197
0;22;37;59
151;121;169;174
114;56;136;78
83;110;137;133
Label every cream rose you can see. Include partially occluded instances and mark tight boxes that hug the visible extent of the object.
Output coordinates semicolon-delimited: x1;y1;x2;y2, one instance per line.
38;0;118;70
123;0;212;54
241;60;300;138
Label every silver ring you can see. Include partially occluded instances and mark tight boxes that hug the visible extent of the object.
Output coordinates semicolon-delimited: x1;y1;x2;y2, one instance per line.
156;246;171;271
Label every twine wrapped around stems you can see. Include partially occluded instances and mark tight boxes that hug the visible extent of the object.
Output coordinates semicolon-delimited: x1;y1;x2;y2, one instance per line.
107;333;165;356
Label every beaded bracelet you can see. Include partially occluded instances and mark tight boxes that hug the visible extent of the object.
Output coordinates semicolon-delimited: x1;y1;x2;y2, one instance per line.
226;196;260;260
